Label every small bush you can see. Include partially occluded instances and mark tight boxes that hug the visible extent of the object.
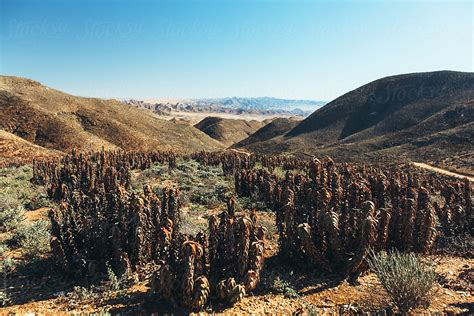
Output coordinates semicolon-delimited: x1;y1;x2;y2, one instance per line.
105;262;136;292
66;285;100;302
0;166;48;211
436;234;473;257
24;193;55;210
13;220;51;259
106;263;121;291
0;290;11;307
0;256;16;274
270;276;299;298
237;196;270;212
189;183;231;208
0;204;25;232
0;244;7;256
368;250;437;314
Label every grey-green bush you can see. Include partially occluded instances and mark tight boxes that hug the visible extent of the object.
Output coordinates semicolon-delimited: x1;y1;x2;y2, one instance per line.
13;220;51;259
270;276;299;298
0;290;11;307
0;204;25;232
368;250;436;314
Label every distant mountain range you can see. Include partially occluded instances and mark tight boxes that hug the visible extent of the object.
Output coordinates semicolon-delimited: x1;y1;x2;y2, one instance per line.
191;97;326;111
123;97;326;117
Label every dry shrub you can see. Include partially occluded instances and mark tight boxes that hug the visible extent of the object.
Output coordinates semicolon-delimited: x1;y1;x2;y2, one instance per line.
368;250;436;314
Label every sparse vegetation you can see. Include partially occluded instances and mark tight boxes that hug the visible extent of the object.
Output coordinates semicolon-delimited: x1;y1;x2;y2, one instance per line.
0;166;47;210
0;76;225;163
0;166;52;279
368;250;437;314
0;166;51;248
133;159;234;209
270;276;299;298
0;255;16;274
1;150;471;314
0;290;11;307
0;204;25;232
12;220;50;259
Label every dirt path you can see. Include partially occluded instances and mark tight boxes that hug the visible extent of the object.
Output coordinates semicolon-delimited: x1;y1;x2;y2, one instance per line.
412;162;474;182
228;148;251;156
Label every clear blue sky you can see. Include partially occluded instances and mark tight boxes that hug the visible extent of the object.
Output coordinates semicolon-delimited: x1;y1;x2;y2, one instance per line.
0;0;472;100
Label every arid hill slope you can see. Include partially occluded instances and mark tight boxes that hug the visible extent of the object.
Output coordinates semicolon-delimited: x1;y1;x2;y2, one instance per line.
232;117;301;150
194;117;265;146
242;71;474;166
0;76;225;154
0;130;63;166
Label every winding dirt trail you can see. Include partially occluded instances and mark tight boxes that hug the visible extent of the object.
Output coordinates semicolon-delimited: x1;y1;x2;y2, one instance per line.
411;162;474;182
228;148;251;156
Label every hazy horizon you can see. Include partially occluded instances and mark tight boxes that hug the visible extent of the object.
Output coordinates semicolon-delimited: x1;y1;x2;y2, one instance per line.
1;0;472;100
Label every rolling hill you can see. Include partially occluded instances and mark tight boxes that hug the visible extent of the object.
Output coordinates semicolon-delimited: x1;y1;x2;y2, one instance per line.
0;129;63;167
194;117;266;146
235;71;474;167
232;117;301;150
0;76;225;159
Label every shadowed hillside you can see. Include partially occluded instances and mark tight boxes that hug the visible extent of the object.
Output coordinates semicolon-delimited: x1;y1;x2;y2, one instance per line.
232;117;301;150
239;71;474;168
194;116;265;146
0;130;63;166
0;76;225;154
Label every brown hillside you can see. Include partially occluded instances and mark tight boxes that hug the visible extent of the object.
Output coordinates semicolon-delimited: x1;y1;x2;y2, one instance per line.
233;117;300;150
0;129;62;167
246;71;474;167
194;116;265;146
0;76;225;153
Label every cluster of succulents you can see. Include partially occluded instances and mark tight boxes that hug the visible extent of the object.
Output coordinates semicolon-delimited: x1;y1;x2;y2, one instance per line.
150;230;210;310
150;201;266;310
49;184;182;276
188;151;306;177
235;157;472;281
435;178;472;236
33;150;179;275
189;151;255;176
32;149;472;310
32;149;177;190
208;201;265;303
36;150;268;311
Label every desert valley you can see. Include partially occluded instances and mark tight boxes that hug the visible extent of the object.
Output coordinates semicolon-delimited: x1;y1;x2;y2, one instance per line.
0;70;472;314
1;0;473;314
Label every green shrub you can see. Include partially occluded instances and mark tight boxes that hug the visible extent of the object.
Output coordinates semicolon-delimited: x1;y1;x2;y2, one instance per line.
236;196;270;212
0;290;11;307
0;166;48;211
270;276;299;298
24;193;55;210
105;262;136;292
0;256;15;272
13;220;51;259
189;183;231;208
368;250;437;314
0;244;7;256
106;263;121;291
0;204;25;232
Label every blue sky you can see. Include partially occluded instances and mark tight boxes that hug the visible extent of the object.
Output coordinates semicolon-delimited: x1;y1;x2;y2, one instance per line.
0;0;472;100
